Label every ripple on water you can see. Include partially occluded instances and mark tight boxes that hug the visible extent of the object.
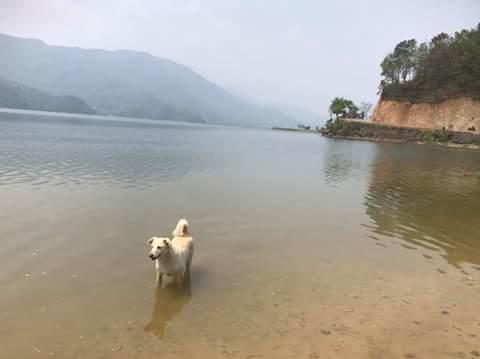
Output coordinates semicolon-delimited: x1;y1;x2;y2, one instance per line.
1;116;480;358
364;145;480;269
0;134;220;189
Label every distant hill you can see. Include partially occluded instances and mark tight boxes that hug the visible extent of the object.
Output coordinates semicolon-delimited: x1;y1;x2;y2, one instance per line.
0;76;95;114
225;87;325;128
276;104;328;127
0;33;295;128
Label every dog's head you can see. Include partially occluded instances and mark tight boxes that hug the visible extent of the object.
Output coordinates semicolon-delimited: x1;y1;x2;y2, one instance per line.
147;237;171;260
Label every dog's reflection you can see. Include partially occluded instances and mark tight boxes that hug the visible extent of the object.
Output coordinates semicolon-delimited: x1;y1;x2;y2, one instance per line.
144;274;192;338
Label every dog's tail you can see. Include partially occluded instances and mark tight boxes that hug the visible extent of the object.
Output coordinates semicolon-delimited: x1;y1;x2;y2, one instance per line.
172;218;190;237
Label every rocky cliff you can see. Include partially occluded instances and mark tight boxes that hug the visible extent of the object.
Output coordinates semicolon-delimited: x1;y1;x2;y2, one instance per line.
371;97;480;132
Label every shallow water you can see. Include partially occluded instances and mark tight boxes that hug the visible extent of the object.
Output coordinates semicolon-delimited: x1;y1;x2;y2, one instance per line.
1;111;479;359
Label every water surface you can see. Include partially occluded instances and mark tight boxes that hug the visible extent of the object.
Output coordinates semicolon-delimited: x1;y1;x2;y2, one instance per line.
1;111;479;358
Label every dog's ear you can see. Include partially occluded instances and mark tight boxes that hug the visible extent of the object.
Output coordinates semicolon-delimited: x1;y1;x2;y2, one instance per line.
147;237;154;245
163;239;170;247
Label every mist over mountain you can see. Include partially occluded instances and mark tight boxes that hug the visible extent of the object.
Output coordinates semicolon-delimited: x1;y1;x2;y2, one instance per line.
0;76;95;114
0;33;295;128
226;86;327;128
269;104;328;128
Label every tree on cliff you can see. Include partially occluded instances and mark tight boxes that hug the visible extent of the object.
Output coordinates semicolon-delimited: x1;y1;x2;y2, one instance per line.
379;23;480;102
380;54;398;84
329;97;360;119
381;39;417;84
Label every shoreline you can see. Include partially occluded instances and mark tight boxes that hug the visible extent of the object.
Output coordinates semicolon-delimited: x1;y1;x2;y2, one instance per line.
273;127;311;132
272;127;319;134
320;120;480;150
324;134;480;150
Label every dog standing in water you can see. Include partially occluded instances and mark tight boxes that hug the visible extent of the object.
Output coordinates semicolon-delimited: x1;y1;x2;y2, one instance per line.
147;219;194;286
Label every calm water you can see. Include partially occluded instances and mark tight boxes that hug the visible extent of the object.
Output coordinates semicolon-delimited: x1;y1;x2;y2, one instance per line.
1;111;479;359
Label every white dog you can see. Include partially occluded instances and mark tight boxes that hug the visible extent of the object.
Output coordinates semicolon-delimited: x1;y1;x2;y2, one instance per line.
147;219;194;285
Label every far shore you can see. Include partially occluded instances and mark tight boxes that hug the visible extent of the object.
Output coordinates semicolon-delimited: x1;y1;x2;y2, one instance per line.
272;120;480;150
0;107;207;127
272;126;319;134
320;119;480;150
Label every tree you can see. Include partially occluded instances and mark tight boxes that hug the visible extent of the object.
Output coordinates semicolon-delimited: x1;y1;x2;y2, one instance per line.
360;102;373;119
346;103;359;118
381;39;418;84
329;97;360;119
413;42;429;82
393;39;417;82
380;54;398;83
379;23;480;102
329;97;349;119
430;32;450;48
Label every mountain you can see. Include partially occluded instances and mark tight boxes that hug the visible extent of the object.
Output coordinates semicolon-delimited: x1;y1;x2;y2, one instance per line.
276;104;328;127
225;86;325;128
0;33;295;128
0;76;95;114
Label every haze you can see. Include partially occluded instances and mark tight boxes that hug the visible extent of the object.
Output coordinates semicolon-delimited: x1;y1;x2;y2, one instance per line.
1;0;478;115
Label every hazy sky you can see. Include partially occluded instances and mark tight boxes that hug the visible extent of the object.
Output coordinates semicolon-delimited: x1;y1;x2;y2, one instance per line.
1;0;478;114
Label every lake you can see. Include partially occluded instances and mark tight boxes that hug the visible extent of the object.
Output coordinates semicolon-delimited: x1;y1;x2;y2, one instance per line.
1;110;479;359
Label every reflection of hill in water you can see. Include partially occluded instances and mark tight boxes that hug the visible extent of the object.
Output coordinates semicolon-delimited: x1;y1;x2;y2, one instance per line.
0;114;225;188
365;146;480;269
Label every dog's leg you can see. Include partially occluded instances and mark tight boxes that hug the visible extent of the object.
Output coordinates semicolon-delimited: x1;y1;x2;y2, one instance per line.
186;243;194;272
155;260;163;286
180;269;186;284
174;271;184;287
156;270;163;286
